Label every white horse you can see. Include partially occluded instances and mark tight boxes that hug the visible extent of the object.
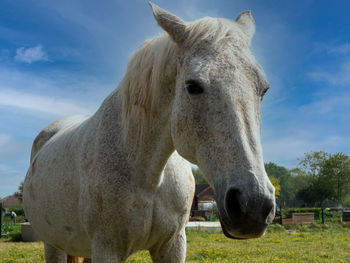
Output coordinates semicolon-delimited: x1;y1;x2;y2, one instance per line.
23;3;275;263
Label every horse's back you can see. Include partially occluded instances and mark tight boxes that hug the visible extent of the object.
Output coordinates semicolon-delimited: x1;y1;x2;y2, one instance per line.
30;115;91;160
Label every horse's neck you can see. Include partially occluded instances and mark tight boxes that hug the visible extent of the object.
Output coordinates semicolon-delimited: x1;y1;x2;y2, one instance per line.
97;81;175;189
94;35;179;189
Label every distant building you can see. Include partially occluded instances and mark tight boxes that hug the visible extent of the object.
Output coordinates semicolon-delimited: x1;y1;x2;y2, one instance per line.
0;195;21;207
191;184;216;212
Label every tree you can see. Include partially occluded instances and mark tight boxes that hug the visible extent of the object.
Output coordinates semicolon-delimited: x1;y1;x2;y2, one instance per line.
320;153;350;206
268;176;280;199
265;162;294;201
296;178;333;206
289;168;312;197
298;151;329;177
191;167;207;184
14;181;24;203
296;151;350;206
296;151;331;206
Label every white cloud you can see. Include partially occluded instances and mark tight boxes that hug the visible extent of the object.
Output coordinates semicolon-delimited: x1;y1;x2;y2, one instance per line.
14;45;48;64
262;89;350;168
314;42;350;55
298;95;350;116
327;43;350;54
0;89;89;116
0;135;30;198
308;60;350;86
0;66;114;119
262;131;349;168
175;0;219;20
0;133;24;159
0;134;12;149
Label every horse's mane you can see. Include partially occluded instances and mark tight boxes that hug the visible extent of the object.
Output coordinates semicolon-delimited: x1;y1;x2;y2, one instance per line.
120;17;247;147
120;34;177;147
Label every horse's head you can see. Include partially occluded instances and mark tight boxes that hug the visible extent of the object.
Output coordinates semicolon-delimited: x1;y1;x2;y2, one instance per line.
150;3;275;239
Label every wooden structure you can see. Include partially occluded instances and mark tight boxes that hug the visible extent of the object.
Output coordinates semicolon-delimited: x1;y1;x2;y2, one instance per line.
343;210;350;222
190;184;216;220
282;213;314;225
67;256;84;263
21;222;41;242
67;256;90;263
191;184;215;211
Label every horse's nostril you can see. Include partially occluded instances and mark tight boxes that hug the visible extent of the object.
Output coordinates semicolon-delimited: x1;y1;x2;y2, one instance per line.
225;188;242;220
263;199;276;222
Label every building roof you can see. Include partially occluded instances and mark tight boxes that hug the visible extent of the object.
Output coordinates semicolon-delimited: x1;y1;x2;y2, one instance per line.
194;184;215;202
0;195;21;207
195;184;210;196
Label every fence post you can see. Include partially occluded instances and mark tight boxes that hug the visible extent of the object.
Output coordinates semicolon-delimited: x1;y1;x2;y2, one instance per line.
279;204;283;225
0;202;2;238
321;207;325;224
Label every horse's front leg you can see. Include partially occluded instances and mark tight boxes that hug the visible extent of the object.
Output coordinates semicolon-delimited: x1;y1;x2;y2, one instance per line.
44;242;67;263
91;234;126;263
150;229;186;263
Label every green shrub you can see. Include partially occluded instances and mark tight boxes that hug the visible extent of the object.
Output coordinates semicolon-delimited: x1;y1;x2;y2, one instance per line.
1;222;20;235
206;213;219;221
324;210;342;222
1;222;22;241
9;232;23;242
7;205;25;216
190;216;206;221
343;195;350;207
267;223;285;232
281;207;343;223
206;206;219;221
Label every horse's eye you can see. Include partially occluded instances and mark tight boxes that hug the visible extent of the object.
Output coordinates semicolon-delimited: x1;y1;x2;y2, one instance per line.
185;80;204;95
262;85;269;97
262;87;269;97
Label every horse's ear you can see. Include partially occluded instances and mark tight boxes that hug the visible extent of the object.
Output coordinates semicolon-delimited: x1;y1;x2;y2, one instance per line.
235;11;255;44
149;2;186;45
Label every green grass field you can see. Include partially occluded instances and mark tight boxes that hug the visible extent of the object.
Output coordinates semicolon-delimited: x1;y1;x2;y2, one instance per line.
1;224;350;263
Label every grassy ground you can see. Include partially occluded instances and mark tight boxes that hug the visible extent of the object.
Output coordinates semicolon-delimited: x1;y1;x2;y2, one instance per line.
1;224;350;262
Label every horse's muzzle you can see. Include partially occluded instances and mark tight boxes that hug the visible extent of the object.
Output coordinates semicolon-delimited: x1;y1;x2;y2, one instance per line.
218;187;275;239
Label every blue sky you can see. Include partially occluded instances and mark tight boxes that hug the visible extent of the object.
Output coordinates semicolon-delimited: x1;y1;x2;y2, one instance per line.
1;0;350;197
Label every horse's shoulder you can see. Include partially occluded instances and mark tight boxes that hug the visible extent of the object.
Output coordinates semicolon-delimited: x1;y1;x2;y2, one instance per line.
166;151;191;169
164;151;195;190
158;152;195;216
